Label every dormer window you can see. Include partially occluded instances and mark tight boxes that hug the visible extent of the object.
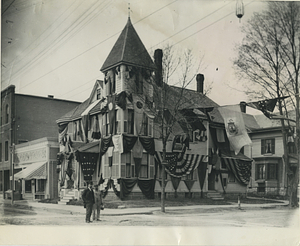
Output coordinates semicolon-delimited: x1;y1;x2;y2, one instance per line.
96;88;102;100
261;139;275;154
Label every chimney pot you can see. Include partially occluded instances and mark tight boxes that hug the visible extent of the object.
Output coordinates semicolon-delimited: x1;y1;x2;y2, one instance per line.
196;74;204;93
240;101;247;113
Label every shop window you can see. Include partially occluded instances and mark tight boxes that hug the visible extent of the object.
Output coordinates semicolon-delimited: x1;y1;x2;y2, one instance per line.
256;164;265;180
261;139;275;154
140;153;149;178
5;141;9;161
267;164;277;180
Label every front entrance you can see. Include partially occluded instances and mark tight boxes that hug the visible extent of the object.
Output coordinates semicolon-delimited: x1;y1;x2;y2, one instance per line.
208;170;215;190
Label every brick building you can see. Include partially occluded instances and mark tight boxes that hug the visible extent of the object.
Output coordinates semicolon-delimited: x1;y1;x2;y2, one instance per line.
0;85;81;196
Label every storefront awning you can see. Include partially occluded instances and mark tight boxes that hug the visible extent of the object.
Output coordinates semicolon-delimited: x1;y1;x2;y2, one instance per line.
14;162;47;180
221;151;252;185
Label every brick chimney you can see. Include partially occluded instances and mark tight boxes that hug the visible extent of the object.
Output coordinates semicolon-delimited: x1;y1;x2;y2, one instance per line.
240;101;247;113
154;49;163;87
196;74;204;93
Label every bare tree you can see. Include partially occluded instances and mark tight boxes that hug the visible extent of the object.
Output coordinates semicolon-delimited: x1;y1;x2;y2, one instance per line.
234;2;299;207
128;44;209;212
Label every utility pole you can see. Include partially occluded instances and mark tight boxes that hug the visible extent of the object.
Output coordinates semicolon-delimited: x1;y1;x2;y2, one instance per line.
10;143;15;205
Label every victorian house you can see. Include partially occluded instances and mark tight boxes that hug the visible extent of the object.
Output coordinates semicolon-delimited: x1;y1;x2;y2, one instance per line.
56;17;254;202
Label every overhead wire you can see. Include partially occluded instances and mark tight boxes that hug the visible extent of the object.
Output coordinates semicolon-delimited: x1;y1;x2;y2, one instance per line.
6;0;111;84
59;1;235;99
3;0;86;81
2;0;78;76
17;0;179;91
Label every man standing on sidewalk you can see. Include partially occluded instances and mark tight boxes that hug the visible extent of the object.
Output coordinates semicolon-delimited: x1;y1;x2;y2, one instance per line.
92;185;103;221
82;181;95;223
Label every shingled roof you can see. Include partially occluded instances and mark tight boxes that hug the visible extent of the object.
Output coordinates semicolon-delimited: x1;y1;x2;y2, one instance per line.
100;17;156;72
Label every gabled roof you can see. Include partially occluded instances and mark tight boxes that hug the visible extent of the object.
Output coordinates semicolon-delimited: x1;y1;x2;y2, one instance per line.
100;17;156;72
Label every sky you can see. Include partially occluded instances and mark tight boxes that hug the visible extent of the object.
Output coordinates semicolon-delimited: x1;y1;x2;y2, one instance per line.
1;0;268;110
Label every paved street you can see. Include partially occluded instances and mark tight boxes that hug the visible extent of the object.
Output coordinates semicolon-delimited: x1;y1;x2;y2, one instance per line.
0;198;299;245
0;198;298;227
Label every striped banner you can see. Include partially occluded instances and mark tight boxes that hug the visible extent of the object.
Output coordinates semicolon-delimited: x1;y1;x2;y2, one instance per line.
221;157;252;185
155;152;206;178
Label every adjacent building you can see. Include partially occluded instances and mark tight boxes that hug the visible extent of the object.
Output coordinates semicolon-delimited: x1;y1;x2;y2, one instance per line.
0;85;81;197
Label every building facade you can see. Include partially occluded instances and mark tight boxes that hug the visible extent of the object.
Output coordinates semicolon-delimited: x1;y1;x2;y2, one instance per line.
56;17;253;202
0;85;81;196
12;137;59;200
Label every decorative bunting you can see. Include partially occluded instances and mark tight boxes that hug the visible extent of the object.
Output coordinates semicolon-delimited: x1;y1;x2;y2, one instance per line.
139;136;155;155
137;179;155;199
221;152;252;185
155;152;206;178
123;134;138;153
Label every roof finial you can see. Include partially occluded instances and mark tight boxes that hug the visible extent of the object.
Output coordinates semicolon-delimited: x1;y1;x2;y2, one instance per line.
128;2;131;18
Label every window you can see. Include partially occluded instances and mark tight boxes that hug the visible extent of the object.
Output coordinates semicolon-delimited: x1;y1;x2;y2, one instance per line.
228;173;236;182
5;104;9;124
96;88;102;100
141;113;148;136
127;109;134;134
36;179;45;192
135;71;143;94
186;171;194;180
125;153;132;178
140;153;149;178
267;164;277;179
288;142;296;154
0;143;2;161
256;164;265;180
104;113;110;136
5;141;9;161
261;139;275;154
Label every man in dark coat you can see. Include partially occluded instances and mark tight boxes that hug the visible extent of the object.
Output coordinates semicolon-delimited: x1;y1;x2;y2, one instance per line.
81;181;95;223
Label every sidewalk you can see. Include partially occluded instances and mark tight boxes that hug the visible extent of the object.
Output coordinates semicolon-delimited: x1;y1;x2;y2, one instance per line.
0;194;290;216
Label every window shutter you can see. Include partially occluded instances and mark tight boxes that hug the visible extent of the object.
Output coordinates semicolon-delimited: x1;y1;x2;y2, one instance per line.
261;139;265;154
271;139;275;154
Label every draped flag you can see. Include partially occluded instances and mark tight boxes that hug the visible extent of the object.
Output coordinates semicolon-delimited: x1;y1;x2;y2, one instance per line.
91;115;101;140
155;151;206;178
247;96;289;118
107;94;116;134
133;96;144;135
218;105;252;155
112;134;123;153
58;123;68;145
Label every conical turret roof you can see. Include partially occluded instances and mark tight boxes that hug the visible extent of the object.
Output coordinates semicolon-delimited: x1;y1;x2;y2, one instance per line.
100;17;156;72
